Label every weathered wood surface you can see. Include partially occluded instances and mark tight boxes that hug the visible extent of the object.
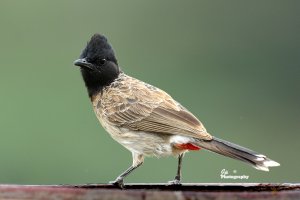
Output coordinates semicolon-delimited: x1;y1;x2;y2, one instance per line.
0;183;299;200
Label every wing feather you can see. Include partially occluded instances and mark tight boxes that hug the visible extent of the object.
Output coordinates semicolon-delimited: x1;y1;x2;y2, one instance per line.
97;74;212;140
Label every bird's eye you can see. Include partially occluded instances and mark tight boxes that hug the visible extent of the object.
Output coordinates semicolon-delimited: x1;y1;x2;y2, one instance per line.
99;58;106;65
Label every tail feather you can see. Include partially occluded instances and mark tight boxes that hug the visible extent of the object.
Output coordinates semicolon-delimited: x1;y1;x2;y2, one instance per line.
194;137;280;171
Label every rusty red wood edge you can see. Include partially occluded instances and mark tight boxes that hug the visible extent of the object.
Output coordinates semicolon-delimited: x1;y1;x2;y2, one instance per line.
0;183;299;200
67;183;300;191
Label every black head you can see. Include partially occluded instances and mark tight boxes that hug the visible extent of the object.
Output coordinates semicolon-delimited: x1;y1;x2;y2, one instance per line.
74;34;120;97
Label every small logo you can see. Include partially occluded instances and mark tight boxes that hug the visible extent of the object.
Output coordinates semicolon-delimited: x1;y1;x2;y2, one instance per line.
220;169;249;180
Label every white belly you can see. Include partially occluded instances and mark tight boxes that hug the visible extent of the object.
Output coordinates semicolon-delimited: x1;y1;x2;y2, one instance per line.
97;114;191;157
112;129;174;157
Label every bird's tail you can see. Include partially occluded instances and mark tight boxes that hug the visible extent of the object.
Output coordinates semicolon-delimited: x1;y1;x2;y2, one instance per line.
194;137;280;171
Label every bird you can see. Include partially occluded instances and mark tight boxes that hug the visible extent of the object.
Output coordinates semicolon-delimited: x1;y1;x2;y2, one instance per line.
73;33;280;188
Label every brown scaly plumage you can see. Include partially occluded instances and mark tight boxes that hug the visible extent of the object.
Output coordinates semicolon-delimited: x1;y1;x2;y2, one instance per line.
92;72;212;141
91;72;212;160
74;34;280;188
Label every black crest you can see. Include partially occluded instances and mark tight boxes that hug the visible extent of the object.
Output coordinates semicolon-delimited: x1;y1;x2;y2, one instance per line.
80;34;118;65
75;34;120;97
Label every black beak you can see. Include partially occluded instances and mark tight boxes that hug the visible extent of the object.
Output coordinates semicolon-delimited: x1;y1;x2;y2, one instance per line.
74;58;94;70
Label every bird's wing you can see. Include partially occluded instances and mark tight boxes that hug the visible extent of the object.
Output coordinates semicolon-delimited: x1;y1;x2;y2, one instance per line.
99;76;212;140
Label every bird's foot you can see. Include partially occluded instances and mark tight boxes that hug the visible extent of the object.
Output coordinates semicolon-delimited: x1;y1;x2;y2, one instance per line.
109;177;124;189
168;179;182;185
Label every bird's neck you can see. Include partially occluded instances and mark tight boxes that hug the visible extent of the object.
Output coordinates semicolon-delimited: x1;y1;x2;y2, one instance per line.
81;70;121;99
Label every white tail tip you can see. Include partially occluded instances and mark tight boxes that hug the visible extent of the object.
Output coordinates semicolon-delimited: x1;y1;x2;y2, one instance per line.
253;157;280;171
264;160;280;167
254;165;270;171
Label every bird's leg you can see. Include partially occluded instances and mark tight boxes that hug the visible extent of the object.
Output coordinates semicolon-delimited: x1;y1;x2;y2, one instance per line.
168;153;184;185
109;164;142;188
109;153;144;188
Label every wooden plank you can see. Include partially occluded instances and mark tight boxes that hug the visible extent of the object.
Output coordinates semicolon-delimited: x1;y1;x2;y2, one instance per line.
0;183;299;200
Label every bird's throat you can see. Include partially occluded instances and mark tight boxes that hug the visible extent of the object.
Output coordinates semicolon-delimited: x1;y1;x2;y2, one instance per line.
80;69;119;98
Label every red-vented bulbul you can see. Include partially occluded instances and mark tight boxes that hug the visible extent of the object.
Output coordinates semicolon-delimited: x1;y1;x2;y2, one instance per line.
74;34;280;188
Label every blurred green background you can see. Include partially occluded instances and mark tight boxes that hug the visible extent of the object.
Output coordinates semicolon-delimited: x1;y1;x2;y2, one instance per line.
0;0;299;184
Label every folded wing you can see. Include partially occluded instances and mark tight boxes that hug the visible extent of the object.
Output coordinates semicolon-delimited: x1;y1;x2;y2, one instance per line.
100;76;212;140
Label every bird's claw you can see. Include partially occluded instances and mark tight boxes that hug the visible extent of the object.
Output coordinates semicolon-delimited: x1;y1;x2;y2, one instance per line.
109;178;124;189
168;179;182;185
